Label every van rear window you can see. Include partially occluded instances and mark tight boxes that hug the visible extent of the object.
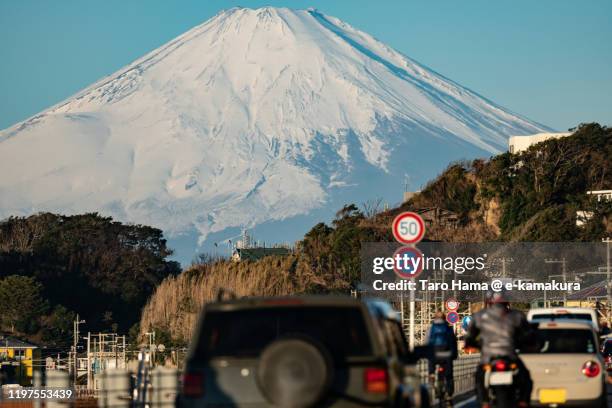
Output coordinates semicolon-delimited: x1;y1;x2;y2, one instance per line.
523;329;596;354
195;306;372;359
530;313;592;322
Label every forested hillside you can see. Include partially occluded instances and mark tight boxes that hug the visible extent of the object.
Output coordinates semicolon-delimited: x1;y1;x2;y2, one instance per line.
1;124;609;346
139;123;611;344
0;213;180;344
407;122;611;240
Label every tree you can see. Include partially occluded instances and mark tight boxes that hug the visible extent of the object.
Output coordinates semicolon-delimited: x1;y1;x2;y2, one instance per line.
0;275;48;333
41;305;76;345
411;163;478;223
481;123;611;238
0;213;181;331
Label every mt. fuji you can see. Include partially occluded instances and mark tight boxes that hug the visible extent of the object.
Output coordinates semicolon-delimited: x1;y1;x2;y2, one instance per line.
0;7;550;261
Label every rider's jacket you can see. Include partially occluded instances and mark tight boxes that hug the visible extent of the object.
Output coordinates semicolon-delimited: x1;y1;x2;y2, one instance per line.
465;304;531;363
427;318;458;361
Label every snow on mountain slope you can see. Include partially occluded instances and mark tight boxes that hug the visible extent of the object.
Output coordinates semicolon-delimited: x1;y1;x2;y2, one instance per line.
0;7;551;251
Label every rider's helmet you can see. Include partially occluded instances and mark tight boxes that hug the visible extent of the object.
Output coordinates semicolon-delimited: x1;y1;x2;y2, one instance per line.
433;311;446;321
485;288;510;308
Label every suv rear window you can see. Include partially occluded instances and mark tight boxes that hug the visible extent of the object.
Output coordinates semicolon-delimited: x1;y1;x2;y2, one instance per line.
195;306;372;359
523;329;597;354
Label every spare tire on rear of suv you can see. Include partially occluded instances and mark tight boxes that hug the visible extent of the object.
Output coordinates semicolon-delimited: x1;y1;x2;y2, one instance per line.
256;338;333;408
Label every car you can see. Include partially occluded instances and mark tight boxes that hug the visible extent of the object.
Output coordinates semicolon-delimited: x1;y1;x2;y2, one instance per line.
177;296;429;408
602;337;612;373
520;320;606;407
527;307;600;332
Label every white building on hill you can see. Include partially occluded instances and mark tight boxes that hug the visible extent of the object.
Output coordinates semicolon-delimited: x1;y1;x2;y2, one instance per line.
587;190;612;202
508;132;571;154
576;190;612;227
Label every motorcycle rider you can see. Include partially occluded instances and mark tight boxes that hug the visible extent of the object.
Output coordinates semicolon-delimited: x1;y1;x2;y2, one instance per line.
427;311;458;401
465;289;533;408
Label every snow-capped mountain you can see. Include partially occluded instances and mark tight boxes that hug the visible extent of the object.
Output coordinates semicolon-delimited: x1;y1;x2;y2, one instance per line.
0;7;550;260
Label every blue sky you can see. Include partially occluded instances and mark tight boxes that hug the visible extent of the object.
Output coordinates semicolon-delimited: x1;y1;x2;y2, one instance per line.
1;0;610;131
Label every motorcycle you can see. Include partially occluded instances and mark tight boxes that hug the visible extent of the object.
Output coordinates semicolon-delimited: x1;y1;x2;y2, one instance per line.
483;357;519;408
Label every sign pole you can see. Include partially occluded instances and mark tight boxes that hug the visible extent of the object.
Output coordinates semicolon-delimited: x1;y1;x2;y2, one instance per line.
409;279;415;349
391;211;426;350
604;238;611;324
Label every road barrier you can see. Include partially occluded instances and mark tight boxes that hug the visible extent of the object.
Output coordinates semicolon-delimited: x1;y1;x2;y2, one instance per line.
418;354;480;400
97;369;132;408
91;369;179;408
1;355;480;408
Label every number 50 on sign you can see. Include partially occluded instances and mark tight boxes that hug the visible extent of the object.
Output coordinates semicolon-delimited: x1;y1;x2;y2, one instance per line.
392;212;425;244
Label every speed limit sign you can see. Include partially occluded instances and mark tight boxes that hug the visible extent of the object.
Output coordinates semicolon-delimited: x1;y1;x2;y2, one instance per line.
445;298;459;311
392;212;425;244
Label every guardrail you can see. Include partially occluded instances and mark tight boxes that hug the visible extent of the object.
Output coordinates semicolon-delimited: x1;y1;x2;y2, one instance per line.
0;368;180;408
417;353;480;399
1;355;480;408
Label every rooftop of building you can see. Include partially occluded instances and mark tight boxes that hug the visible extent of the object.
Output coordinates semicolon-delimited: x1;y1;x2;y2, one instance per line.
0;335;38;349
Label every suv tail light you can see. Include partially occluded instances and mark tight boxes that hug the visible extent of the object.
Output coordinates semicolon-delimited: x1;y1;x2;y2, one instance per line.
182;372;204;397
364;368;388;394
582;361;600;378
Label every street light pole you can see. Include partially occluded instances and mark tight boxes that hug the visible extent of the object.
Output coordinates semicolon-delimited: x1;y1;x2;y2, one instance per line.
85;333;91;390
73;315;85;385
145;332;156;367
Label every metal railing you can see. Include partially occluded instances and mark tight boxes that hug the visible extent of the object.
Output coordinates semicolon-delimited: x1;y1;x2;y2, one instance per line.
96;368;179;408
1;354;480;408
417;353;480;400
0;368;180;408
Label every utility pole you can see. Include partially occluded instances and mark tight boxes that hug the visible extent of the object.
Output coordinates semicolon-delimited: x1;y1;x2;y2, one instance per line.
123;336;126;368
145;332;156;367
545;258;567;306
439;269;446;311
85;333;91;390
114;334;118;369
501;257;513;277
72;315;85;384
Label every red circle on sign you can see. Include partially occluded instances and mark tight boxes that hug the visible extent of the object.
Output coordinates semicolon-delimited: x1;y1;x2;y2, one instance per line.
445;298;459;311
446;311;459;325
392;212;425;244
392;246;424;279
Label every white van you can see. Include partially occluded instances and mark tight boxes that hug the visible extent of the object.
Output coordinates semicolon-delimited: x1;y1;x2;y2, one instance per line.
521;320;606;407
527;307;600;332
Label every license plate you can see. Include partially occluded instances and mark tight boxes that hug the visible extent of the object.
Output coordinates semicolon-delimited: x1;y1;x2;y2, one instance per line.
489;371;513;385
539;389;567;404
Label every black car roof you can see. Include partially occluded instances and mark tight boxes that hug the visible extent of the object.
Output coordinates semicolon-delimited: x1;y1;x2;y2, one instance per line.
204;295;400;322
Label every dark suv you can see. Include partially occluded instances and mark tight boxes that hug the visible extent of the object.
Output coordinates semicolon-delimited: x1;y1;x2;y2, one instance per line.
177;296;428;407
603;337;612;372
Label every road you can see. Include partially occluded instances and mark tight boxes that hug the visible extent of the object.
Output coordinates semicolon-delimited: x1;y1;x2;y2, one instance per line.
454;383;612;407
